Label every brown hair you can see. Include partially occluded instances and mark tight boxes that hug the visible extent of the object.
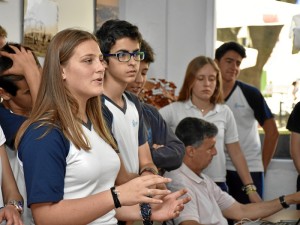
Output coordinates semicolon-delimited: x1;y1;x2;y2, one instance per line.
15;28;117;151
0;26;7;37
177;56;223;104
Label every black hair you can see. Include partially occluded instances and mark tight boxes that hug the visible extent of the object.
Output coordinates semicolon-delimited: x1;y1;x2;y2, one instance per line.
175;117;218;148
95;19;143;61
141;39;154;64
0;75;24;96
0;43;40;95
215;41;246;61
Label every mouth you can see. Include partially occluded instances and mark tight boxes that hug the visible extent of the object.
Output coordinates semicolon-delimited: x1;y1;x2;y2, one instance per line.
94;77;103;84
128;70;137;75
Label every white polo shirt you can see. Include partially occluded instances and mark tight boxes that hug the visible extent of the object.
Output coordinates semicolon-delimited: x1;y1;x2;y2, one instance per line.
165;163;235;225
159;100;238;182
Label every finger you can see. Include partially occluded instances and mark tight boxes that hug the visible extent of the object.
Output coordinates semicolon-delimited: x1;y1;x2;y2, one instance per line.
0;50;11;58
7;44;21;53
141;175;172;187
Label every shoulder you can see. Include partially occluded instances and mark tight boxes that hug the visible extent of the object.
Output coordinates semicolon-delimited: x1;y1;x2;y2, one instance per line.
18;123;70;160
160;101;185;111
237;81;262;96
124;91;141;105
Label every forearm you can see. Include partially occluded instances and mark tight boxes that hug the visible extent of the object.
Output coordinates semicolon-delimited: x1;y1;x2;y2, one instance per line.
115;204;140;221
227;143;253;185
32;190;115;225
24;65;41;106
262;119;279;171
229;199;283;221
262;130;279;171
290;132;300;174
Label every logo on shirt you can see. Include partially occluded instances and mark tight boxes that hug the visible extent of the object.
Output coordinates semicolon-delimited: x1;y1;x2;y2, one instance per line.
132;120;138;127
234;103;245;108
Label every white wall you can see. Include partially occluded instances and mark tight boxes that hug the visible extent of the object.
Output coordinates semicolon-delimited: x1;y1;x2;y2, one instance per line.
0;0;94;43
120;0;216;93
0;0;215;92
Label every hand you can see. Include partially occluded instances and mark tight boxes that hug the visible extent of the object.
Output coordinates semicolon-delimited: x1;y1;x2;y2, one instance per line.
248;191;263;203
151;188;191;221
117;175;173;206
152;144;164;150
0;205;24;225
0;45;41;76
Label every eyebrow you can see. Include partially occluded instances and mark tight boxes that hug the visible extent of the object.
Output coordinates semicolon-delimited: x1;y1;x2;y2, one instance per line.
113;48;140;53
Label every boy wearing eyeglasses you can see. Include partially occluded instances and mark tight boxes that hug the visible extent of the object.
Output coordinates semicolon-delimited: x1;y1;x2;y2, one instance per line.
95;20;159;184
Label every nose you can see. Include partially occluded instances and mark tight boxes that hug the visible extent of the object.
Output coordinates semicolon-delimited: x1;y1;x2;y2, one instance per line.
97;60;106;73
135;72;143;83
128;55;138;65
211;147;217;156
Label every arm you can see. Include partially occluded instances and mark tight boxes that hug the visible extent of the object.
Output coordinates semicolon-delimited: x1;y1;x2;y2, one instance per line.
32;176;188;225
0;45;42;106
261;118;279;171
180;221;203;225
290;132;300;174
115;154;139;185
222;192;300;221
116;189;189;222
138;141;158;175
0;144;24;224
226;142;262;203
144;104;185;171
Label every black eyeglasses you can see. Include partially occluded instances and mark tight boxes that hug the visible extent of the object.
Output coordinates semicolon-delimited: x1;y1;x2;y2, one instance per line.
104;51;145;62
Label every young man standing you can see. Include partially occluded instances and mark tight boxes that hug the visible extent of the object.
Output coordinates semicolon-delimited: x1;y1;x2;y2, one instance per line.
215;42;279;203
95;20;158;181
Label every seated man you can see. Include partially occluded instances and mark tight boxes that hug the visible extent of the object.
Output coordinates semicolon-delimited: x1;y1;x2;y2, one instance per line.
165;117;300;225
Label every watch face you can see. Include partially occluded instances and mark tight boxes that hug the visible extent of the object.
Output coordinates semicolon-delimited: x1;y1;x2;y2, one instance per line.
7;200;23;214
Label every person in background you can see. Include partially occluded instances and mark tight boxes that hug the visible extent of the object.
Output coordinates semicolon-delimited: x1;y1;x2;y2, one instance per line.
286;101;300;209
0;43;41;225
159;56;260;203
0;126;24;225
125;39;185;174
14;28;190;225
166;117;300;225
215;41;278;203
0;26;7;48
95;20;159;181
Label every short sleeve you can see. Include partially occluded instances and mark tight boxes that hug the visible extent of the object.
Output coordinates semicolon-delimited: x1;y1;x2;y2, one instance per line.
287;102;300;133
18;123;70;207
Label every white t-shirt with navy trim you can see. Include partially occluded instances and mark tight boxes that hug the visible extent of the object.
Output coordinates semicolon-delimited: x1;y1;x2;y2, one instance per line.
225;81;273;172
18;123;120;225
103;94;141;174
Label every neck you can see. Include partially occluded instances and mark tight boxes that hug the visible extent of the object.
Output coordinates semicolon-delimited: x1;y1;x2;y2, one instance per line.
191;96;213;113
3;101;31;117
184;161;202;176
222;80;235;99
103;76;127;108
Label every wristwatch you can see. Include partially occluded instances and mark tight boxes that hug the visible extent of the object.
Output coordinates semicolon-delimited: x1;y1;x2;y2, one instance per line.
6;200;24;214
139;167;158;175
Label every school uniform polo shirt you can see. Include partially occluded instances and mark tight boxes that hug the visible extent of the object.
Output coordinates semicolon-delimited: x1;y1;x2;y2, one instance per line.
159;100;238;182
165;163;235;225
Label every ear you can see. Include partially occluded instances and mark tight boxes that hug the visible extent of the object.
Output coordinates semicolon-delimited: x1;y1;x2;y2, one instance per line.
0;88;12;101
186;146;195;157
61;67;66;80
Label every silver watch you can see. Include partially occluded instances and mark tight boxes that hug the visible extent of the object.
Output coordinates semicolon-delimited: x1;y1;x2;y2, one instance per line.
6;200;24;214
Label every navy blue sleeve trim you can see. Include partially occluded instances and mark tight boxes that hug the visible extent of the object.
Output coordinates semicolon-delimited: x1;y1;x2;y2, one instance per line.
0;104;26;149
237;81;273;126
287;101;300;133
18;123;70;207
